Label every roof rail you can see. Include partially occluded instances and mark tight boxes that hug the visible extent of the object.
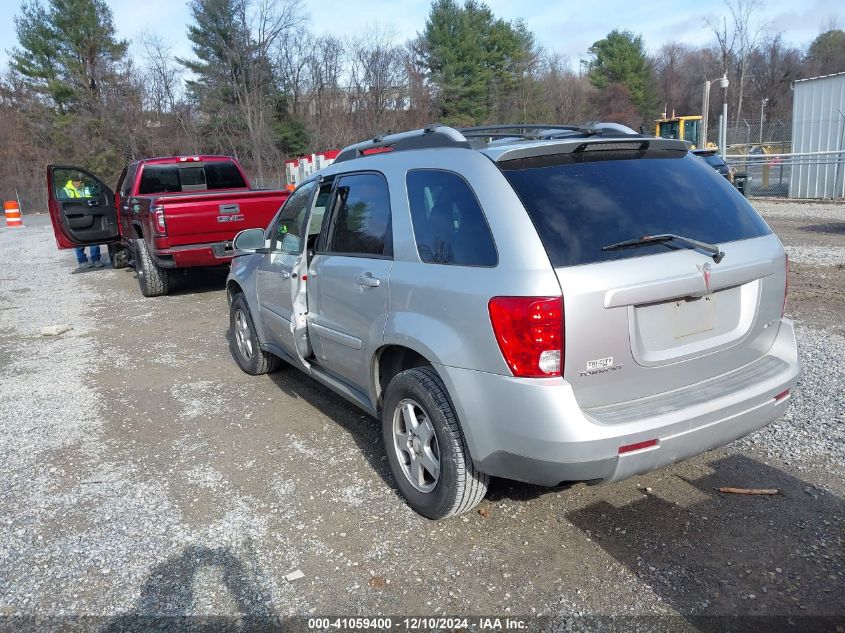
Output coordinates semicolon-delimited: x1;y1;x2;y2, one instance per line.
458;123;643;141
333;122;648;164
334;125;470;163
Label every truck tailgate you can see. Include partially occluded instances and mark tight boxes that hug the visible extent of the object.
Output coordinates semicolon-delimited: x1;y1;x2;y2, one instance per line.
156;189;285;247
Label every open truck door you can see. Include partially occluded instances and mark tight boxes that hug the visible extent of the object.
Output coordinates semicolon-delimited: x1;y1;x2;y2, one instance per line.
47;165;119;249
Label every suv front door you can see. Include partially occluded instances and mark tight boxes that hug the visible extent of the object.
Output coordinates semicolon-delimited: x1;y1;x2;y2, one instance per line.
46;165;119;249
308;172;393;389
255;180;317;360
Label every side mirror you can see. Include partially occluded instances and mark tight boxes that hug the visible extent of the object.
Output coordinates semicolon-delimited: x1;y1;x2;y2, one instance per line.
233;228;268;254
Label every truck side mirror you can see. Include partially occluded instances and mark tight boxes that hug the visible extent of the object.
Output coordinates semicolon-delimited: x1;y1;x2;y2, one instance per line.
233;228;268;254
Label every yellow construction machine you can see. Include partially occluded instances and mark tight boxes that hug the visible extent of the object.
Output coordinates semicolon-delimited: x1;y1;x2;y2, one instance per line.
654;115;703;148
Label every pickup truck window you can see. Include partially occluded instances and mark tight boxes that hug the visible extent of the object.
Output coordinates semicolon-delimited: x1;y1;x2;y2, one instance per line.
325;173;392;258
120;164;137;198
138;162;247;195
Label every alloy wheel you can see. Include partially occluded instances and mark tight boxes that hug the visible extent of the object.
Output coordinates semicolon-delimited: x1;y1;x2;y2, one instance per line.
234;309;254;360
392;398;441;493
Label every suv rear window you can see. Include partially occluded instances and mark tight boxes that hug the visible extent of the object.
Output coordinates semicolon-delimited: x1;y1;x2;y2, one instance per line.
500;149;770;267
698;153;727;168
406;170;497;266
138;162;246;194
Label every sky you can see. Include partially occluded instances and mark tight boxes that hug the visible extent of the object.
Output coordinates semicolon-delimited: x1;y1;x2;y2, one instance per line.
0;0;841;71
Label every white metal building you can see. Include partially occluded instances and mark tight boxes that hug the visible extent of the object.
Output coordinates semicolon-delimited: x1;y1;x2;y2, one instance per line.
789;72;845;199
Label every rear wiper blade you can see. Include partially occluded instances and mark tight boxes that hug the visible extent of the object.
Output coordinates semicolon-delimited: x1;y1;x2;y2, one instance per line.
602;233;725;263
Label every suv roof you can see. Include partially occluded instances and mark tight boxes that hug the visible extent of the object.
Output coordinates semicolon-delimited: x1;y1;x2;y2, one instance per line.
334;124;689;165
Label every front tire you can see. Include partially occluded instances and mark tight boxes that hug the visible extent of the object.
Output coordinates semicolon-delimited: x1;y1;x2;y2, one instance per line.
229;293;279;375
382;366;488;519
134;238;170;297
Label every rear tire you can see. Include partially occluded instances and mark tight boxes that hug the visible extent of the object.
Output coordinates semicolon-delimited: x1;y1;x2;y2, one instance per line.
229;293;279;375
382;366;488;519
134;238;170;297
108;244;130;269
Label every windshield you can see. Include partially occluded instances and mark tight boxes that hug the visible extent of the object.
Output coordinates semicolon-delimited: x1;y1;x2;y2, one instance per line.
500;149;770;267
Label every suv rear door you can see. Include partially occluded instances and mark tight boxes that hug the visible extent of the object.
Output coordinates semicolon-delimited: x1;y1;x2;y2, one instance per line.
307;172;393;389
47;165;119;249
499;146;784;409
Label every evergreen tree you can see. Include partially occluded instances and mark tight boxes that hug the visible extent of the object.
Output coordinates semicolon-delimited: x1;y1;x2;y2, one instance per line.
12;0;128;113
418;0;534;125
806;30;845;76
587;30;657;122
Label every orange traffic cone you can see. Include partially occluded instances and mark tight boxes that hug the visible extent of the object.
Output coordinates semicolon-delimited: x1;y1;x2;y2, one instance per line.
4;201;23;228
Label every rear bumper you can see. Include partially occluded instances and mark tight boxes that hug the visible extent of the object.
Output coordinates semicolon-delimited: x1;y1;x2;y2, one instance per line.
435;319;800;487
147;240;234;268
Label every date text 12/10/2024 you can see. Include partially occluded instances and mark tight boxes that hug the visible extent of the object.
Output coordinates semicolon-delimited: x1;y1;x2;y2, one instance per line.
307;617;528;630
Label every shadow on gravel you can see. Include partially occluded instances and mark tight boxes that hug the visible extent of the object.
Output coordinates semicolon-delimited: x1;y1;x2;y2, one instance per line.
799;222;845;236
101;544;281;632
265;365;395;490
565;454;844;631
126;267;229;296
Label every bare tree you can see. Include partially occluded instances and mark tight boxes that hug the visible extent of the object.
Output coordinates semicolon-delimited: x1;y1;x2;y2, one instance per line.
535;53;592;124
347;26;409;133
706;0;770;122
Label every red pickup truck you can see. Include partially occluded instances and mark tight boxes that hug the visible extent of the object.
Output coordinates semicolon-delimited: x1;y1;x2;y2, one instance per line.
47;156;289;296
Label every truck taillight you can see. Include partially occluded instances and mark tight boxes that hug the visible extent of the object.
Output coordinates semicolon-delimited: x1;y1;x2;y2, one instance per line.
153;205;166;235
488;296;564;378
782;256;789;317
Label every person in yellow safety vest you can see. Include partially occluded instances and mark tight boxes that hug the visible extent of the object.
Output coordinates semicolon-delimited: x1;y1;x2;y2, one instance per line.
62;178;104;272
62;179;83;199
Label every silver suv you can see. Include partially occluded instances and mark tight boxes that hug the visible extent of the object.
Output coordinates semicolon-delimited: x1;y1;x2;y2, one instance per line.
226;124;799;519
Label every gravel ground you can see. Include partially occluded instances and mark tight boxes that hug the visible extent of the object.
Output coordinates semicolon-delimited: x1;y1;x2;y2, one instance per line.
752;199;844;222
0;210;843;631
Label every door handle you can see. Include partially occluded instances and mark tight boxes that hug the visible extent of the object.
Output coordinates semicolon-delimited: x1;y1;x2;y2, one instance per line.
280;271;291;279
87;199;98;207
357;273;381;288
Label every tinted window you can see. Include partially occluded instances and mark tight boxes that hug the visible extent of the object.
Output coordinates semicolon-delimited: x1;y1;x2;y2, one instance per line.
700;154;727;168
138;165;181;194
179;166;206;186
137;162;246;194
272;181;316;253
205;162;247;189
407;170;497;266
327;173;391;257
120;164;137;197
501;150;771;267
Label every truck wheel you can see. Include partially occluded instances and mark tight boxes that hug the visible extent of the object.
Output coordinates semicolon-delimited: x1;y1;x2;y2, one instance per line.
108;244;130;269
134;238;170;297
382;366;488;519
229;293;279;375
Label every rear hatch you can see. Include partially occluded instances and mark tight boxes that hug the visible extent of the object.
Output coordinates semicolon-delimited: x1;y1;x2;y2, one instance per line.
500;146;787;409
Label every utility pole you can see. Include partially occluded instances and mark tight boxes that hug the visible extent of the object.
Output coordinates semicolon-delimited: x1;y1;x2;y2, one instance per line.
759;98;768;145
702;74;729;150
718;75;729;157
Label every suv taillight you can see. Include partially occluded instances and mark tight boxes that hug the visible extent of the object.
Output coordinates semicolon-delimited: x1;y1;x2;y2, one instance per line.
782;256;789;317
488;296;564;378
152;204;166;236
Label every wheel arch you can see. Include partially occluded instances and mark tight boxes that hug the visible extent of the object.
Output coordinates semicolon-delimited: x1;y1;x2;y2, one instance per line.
372;343;434;412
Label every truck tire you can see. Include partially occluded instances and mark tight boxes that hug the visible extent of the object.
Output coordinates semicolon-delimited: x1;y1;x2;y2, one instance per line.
107;244;130;269
134;238;170;297
382;366;488;519
229;293;279;375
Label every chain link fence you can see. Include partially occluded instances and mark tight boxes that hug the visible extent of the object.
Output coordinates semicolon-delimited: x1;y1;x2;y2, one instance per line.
712;118;842;199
